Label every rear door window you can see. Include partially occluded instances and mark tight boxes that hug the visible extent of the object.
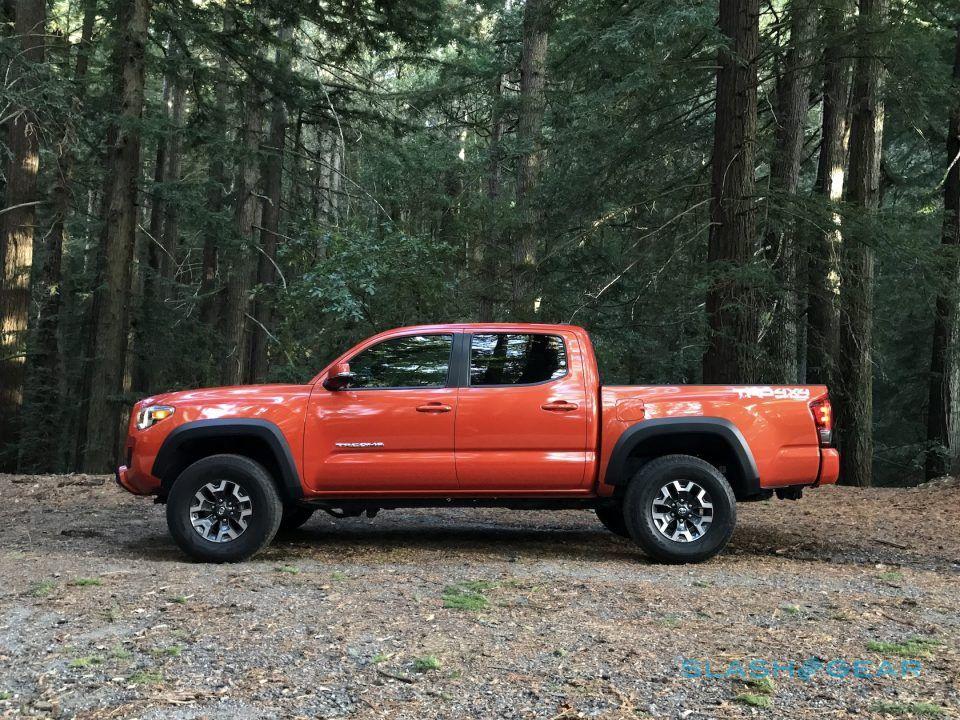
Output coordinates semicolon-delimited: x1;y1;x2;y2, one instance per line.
469;334;567;386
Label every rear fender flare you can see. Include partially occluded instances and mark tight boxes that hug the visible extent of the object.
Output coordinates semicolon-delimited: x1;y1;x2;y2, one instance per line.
603;417;761;498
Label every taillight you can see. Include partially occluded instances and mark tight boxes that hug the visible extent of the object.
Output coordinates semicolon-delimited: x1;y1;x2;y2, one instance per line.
810;397;832;446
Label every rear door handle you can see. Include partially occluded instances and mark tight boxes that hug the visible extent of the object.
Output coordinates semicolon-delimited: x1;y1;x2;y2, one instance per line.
416;402;452;413
541;401;579;412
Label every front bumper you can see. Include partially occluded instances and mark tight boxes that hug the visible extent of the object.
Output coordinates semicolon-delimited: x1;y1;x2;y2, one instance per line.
115;464;154;495
115;435;163;496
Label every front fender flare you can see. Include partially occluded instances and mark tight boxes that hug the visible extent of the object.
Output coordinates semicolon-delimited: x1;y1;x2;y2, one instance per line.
152;418;304;500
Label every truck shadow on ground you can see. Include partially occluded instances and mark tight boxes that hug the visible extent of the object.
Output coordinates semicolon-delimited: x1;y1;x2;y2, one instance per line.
107;514;946;569
275;523;642;563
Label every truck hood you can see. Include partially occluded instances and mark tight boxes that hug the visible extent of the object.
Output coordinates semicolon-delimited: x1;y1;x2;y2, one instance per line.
141;384;313;409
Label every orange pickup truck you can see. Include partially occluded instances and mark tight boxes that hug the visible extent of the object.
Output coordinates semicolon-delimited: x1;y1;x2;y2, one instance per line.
117;323;839;563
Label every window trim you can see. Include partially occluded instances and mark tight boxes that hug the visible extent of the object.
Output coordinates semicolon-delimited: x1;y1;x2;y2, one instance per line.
464;332;570;389
343;332;458;391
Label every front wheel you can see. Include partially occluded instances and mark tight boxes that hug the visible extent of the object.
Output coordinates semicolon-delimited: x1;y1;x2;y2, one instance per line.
623;454;736;563
166;454;283;563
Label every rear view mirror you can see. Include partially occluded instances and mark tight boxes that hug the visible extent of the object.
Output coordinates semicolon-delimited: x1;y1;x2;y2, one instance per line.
323;362;355;391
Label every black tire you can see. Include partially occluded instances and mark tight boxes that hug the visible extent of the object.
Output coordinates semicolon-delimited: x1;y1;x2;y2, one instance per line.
279;504;315;531
166;454;283;563
623;454;736;563
595;504;630;538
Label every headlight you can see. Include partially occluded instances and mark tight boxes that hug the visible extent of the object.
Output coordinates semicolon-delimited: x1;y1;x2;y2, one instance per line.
136;405;175;430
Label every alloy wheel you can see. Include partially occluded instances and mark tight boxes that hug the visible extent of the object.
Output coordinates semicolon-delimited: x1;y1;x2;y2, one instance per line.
650;479;714;542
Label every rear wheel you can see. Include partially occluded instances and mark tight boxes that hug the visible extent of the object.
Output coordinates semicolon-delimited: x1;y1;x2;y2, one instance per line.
595;504;630;538
623;454;736;563
166;454;283;563
279;504;315;531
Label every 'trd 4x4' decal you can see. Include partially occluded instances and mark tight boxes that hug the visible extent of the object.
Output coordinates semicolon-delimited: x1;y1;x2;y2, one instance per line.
734;387;811;401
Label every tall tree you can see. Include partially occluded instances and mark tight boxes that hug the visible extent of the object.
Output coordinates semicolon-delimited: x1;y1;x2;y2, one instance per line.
221;75;262;386
198;5;233;332
510;0;550;320
248;25;292;383
703;0;760;383
925;25;960;479
81;0;151;471
159;76;185;285
805;0;853;385
17;0;97;472
476;0;512;322
0;0;45;468
836;0;887;487
762;0;816;382
133;33;175;393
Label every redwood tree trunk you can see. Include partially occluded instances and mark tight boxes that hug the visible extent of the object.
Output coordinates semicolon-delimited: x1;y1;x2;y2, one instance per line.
925;26;960;479
836;0;886;488
0;0;45;468
762;0;815;383
199;6;233;331
17;0;96;472
805;0;853;385
248;26;291;383
510;0;550;320
221;76;262;386
159;78;185;286
81;0;151;472
703;0;760;384
132;36;173;394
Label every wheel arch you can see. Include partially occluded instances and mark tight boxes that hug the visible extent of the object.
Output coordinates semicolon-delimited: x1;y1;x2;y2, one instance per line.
153;419;304;501
604;417;761;500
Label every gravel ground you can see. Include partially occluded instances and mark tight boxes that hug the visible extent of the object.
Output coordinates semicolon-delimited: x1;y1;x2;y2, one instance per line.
0;474;958;719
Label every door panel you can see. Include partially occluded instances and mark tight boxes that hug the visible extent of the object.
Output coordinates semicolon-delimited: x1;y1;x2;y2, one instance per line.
303;332;459;494
455;333;589;492
304;387;458;493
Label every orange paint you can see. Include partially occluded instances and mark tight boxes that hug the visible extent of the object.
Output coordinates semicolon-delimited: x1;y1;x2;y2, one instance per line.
117;324;838;499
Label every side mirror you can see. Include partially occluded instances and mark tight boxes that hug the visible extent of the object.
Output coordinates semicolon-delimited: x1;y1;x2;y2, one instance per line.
323;362;355;391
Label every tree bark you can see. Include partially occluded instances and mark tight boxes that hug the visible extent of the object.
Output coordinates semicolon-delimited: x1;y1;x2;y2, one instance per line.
762;0;816;383
17;0;96;472
221;75;262;386
132;34;174;394
925;25;960;480
159;78;185;285
81;0;151;472
805;0;853;385
835;0;886;488
248;26;291;383
510;0;550;320
702;0;760;384
0;0;45;469
199;6;233;330
477;1;512;322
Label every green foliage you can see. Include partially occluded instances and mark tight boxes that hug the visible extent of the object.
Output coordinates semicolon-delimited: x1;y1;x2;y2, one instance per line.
866;637;941;658
442;581;494;611
68;578;102;588
735;692;773;709
413;655;441;672
868;700;945;717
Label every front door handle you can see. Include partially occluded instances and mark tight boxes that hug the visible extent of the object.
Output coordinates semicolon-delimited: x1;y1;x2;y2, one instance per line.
541;401;579;412
416;402;452;413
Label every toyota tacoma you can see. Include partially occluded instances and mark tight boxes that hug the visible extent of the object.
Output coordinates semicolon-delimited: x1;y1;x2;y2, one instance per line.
117;324;839;563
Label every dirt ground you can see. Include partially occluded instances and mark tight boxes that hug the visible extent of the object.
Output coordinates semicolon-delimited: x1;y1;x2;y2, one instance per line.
0;475;958;720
